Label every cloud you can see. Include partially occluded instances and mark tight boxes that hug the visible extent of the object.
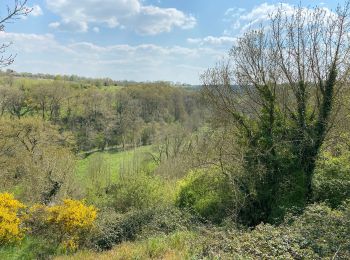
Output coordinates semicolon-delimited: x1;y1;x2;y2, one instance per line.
45;0;196;34
223;3;295;35
223;3;335;35
30;5;43;16
135;6;196;35
187;36;236;47
49;20;89;32
0;32;223;84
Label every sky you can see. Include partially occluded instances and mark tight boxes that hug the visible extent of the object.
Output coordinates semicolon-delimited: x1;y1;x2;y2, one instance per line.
0;0;346;84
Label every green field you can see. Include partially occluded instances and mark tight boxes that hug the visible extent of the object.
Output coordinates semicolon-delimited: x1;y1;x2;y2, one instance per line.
75;146;154;184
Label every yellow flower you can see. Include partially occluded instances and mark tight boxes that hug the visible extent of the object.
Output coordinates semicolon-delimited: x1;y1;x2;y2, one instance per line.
46;199;97;249
0;192;26;244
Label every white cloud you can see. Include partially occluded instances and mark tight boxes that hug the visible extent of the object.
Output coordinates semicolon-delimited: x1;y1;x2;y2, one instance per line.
30;5;43;16
223;3;295;35
223;3;335;35
223;7;245;21
240;3;294;31
0;32;223;84
93;27;100;33
135;6;196;35
187;36;236;46
49;20;89;32
45;0;196;35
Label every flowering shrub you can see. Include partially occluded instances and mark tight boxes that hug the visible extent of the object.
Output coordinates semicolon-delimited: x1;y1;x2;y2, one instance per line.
46;199;97;250
0;192;26;244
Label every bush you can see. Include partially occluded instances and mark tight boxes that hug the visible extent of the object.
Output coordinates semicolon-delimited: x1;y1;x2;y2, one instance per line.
176;168;238;224
199;202;350;259
0;193;26;245
25;199;97;252
289;201;350;258
46;199;97;251
313;151;350;207
92;206;193;251
111;171;173;213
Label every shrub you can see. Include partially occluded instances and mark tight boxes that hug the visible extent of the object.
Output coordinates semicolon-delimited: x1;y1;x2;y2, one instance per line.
176;168;238;224
313;151;350;207
92;206;193;251
111;171;173;213
46;199;97;251
199;202;350;259
25;199;97;252
0;193;26;245
290;201;350;258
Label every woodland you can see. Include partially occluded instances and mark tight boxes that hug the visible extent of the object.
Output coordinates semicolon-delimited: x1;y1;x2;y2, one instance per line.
0;1;350;259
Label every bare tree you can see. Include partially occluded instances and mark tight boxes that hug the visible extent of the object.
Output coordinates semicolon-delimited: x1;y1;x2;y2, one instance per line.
202;3;350;223
0;0;31;67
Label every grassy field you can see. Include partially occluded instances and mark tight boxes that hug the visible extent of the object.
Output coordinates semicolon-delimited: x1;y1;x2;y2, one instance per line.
75;146;154;184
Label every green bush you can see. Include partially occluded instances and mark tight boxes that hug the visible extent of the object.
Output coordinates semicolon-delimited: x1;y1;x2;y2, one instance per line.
176;168;238;224
313;151;350;207
290;201;350;258
92;206;193;251
110;171;173;213
198;202;350;259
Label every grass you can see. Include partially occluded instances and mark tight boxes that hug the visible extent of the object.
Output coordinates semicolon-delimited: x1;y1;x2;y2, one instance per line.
0;237;58;260
75;146;154;185
55;231;199;260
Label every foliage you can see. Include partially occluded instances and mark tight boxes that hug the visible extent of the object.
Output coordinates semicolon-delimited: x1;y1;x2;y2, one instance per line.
78;146;153;206
0;193;25;245
46;199;97;251
1;3;350;257
313;151;350;207
57;231;199;260
176;168;240;224
0;75;202;151
0;118;77;204
92;206;193;251
111;171;173;213
197;202;350;259
201;3;350;224
289;201;350;258
0;236;58;260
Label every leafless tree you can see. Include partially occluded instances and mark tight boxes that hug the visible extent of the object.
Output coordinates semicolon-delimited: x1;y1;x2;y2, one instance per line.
0;0;32;67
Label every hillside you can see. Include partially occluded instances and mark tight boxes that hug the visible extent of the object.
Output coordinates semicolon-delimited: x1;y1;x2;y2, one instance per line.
1;1;350;259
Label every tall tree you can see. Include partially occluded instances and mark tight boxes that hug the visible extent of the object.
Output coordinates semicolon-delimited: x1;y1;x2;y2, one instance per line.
202;3;350;224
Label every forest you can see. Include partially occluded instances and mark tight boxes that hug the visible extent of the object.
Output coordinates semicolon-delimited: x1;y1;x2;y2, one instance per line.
1;1;350;260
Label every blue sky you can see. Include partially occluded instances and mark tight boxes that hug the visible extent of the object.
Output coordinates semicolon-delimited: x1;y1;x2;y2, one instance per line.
0;0;346;84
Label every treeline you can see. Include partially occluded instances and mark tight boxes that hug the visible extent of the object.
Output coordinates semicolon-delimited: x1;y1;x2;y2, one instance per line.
0;70;191;88
0;77;203;151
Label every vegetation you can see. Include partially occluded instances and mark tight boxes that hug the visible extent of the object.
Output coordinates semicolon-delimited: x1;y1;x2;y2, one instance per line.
0;193;25;245
0;1;350;259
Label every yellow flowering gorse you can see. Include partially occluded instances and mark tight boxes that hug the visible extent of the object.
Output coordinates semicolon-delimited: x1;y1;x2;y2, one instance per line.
0;192;25;244
47;199;97;231
47;199;97;250
0;194;97;250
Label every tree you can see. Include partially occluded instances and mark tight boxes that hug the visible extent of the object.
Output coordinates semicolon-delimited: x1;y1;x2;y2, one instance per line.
3;85;31;118
201;3;350;224
0;1;31;67
0;118;76;204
